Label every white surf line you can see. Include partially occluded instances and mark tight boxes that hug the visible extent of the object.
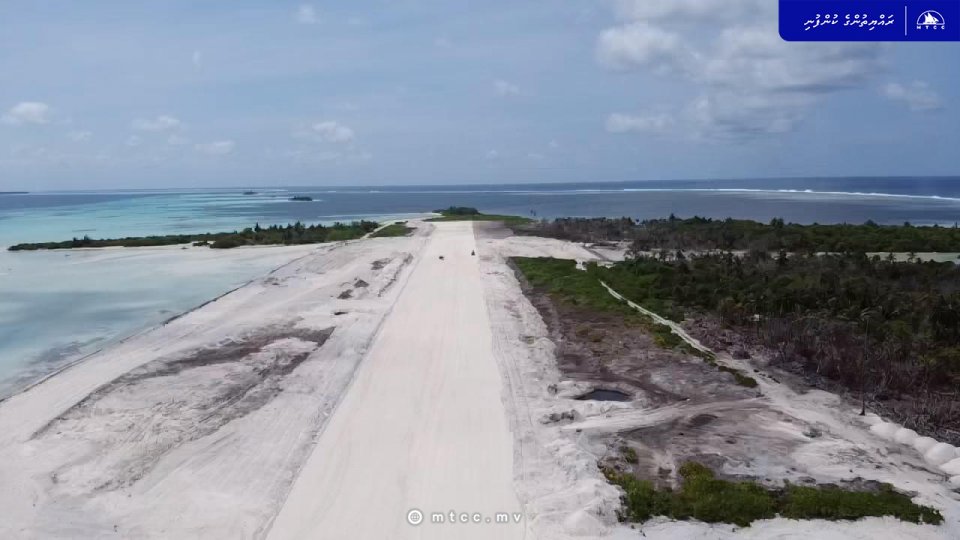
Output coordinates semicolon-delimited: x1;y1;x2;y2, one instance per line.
267;221;525;540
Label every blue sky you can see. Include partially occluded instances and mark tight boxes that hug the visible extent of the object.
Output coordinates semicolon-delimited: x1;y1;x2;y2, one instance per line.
0;0;957;190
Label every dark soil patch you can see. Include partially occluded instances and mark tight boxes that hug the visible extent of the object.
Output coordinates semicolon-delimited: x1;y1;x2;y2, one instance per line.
689;413;717;428
510;260;751;409
577;389;632;402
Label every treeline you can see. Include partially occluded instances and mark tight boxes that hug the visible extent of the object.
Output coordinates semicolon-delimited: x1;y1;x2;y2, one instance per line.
434;206;480;216
517;217;636;243
518;216;960;253
596;252;960;434
427;206;532;225
8;221;379;251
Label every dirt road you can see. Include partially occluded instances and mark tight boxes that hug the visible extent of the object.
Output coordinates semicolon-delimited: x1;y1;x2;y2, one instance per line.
267;221;525;539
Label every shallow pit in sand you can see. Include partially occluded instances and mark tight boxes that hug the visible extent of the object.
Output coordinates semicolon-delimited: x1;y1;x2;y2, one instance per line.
576;388;632;402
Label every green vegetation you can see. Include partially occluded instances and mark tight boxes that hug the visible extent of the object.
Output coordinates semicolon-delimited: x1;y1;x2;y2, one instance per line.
520;215;960;253
428;206;533;225
512;257;638;317
604;462;942;527
650;322;683;349
601;252;960;409
518;219;960;429
370;222;414;238
719;365;758;388
513;257;757;388
8;221;379;251
435;206;481;216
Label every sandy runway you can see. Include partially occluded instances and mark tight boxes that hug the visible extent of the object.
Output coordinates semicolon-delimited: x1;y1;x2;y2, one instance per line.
3;220;954;539
267;222;524;540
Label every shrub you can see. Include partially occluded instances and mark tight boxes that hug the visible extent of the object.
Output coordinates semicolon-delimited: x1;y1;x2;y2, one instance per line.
605;462;943;527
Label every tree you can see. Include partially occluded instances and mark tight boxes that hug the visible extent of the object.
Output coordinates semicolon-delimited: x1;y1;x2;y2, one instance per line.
718;297;739;327
858;308;882;416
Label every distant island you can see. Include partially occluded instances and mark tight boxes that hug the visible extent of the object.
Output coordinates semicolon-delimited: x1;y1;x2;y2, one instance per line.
242;191;258;195
0;191;28;195
7;221;379;251
427;206;533;225
290;196;313;202
4;210;956;535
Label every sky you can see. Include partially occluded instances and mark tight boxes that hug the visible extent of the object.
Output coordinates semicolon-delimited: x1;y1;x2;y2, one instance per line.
0;0;957;191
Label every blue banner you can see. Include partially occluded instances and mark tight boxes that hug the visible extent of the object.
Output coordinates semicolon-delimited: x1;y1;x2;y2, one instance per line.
780;0;960;41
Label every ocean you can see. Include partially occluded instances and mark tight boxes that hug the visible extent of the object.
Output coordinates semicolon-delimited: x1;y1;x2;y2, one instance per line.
2;176;959;397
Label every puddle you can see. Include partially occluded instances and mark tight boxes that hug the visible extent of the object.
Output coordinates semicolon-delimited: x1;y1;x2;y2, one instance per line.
577;389;632;402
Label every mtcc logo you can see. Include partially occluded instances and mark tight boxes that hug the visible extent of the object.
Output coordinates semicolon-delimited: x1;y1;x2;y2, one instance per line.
916;10;946;30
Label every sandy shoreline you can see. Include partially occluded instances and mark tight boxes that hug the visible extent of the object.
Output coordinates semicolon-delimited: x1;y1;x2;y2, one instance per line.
0;229;430;538
0;242;326;400
1;221;958;539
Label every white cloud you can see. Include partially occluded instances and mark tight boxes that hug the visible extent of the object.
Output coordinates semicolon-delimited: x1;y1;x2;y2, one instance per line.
68;130;93;142
883;81;943;112
297;4;319;24
195;140;235;155
485;149;499;160
167;134;191;146
192;50;202;68
132;115;182;132
596;23;688;71
126;135;143;147
549;140;560;149
606;113;674;134
597;1;885;138
494;79;521;97
2;102;53;125
312;120;355;143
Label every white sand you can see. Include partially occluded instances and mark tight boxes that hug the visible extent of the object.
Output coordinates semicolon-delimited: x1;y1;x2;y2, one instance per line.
478;232;959;539
2;223;957;540
267;222;523;539
0;242;324;397
594;281;960;539
0;232;430;538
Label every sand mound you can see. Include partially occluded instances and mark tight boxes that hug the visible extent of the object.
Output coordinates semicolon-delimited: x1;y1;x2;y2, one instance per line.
894;428;918;444
912;436;938;454
870;422;899;440
924;443;958;466
939;457;960;476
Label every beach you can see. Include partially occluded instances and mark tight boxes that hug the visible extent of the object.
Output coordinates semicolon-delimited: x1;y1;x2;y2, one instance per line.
1;220;958;539
0;243;324;399
0;227;428;537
